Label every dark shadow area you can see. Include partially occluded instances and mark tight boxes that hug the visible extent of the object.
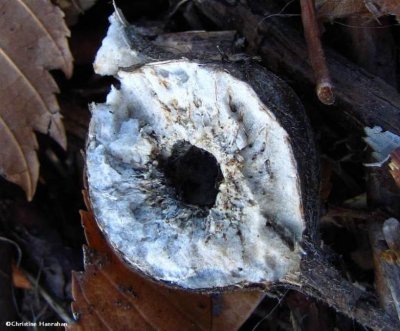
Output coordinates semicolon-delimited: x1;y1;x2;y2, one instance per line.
161;141;223;208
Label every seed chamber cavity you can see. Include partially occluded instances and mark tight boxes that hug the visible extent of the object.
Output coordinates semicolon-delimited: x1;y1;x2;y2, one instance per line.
160;141;224;209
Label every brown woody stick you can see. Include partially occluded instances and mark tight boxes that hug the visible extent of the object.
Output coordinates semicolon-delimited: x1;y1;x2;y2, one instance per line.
193;0;400;134
300;0;334;105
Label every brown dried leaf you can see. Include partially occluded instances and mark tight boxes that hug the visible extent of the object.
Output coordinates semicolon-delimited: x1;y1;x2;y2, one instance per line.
212;291;265;330
365;0;400;20
389;147;400;188
316;0;368;20
316;0;400;21
0;0;72;200
67;205;264;331
12;263;32;290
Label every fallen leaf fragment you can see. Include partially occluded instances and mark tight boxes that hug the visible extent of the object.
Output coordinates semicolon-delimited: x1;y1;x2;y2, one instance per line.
67;205;264;331
389;147;400;188
316;0;400;21
364;0;400;20
316;0;369;20
0;0;73;200
12;263;32;290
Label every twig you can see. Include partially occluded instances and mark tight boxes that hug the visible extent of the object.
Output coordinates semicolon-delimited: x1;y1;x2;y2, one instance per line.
23;270;74;324
322;205;387;222
0;236;22;266
167;0;191;20
194;0;400;135
300;0;334;105
251;290;289;331
256;0;298;28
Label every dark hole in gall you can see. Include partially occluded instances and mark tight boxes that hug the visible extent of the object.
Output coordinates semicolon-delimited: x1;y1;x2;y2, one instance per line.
161;141;223;208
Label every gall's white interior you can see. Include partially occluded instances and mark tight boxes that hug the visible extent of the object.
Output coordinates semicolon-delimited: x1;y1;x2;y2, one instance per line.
86;14;305;289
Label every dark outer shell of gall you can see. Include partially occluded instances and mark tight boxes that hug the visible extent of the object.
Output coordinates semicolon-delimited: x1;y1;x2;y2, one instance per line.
86;60;320;292
221;62;320;243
